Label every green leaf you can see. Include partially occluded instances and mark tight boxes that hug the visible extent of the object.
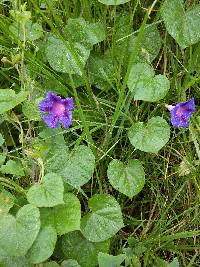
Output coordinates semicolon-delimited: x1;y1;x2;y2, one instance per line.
0;160;25;176
40;193;81;235
98;0;131;5
22;100;41;121
0;89;28;115
168;258;179;267
60;145;95;188
161;0;200;48
127;63;170;102
0;190;15;214
65;18;106;46
46;35;90;75
27;173;64;207
62;231;110;267
98;252;126;267
81;194;124;242
62;259;81;267
128;117;170;153
0;204;40;256
0;133;4;146
0;154;6;166
27;226;57;264
129;24;162;62
107;159;145;197
0;256;33;267
43;262;60;267
9;21;43;41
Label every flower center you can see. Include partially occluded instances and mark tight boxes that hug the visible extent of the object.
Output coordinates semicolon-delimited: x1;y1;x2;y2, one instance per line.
52;102;66;116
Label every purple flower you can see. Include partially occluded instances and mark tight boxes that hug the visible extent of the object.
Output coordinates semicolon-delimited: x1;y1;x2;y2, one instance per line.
38;91;74;128
166;98;195;128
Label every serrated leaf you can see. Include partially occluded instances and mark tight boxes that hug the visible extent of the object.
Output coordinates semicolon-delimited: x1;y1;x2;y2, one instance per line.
46;35;90;75
60;145;95;188
62;231;110;267
0;190;15;214
98;0;130;5
0;89;28;115
128;117;170;153
161;0;200;48
40;193;81;235
107;159;145;197
27;226;57;264
127;63;170;102
62;259;81;267
81;194;124;242
0;160;24;176
27;173;64;207
0;204;40;256
98;252;126;267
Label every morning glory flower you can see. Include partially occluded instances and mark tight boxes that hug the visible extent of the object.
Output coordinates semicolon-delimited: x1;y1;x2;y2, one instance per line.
38;91;74;128
166;98;195;128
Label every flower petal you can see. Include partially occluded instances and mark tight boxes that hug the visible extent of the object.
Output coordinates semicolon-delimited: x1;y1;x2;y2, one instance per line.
59;111;73;128
38;99;53;113
43;114;59;128
61;97;74;110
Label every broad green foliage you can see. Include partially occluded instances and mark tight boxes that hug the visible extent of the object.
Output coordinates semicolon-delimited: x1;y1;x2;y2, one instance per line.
130;24;162;62
62;259;81;267
0;190;15;214
127;63;170;102
0;160;25;177
128;117;170;153
9;21;43;41
98;0;131;5
0;133;4;146
43;262;60;267
98;252;126;267
0;256;33;267
46;35;90;75
0;89;28;115
107;159;145;198
81;194;124;242
40;193;81;235
45;147;69;174
27;173;64;207
0;204;40;256
60;145;95;188
65;18;106;46
161;0;200;48
61;231;110;267
27;226;57;264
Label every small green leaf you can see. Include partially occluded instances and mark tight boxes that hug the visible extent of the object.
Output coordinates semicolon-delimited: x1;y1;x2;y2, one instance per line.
27;226;57;264
46;35;90;75
40;193;81;235
0;89;28;115
98;0;131;5
128;117;170;153
127;63;170;102
168;258;179;267
62;231;110;267
98;252;126;267
62;259;81;267
60;145;95;188
81;194;124;242
0;160;25;177
161;0;200;48
0;133;4;146
0;204;40;256
107;159;145;197
27;173;64;207
0;190;15;214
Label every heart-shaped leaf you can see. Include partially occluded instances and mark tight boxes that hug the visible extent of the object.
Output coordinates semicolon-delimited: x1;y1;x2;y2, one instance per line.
61;231;110;267
107;159;145;198
0;190;15;214
128;117;170;153
27;226;57;264
81;194;124;242
98;0;130;5
0;204;40;256
127;63;170;102
0;256;32;267
0;89;28;115
27;173;64;207
60;145;95;188
161;0;200;48
40;193;81;235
